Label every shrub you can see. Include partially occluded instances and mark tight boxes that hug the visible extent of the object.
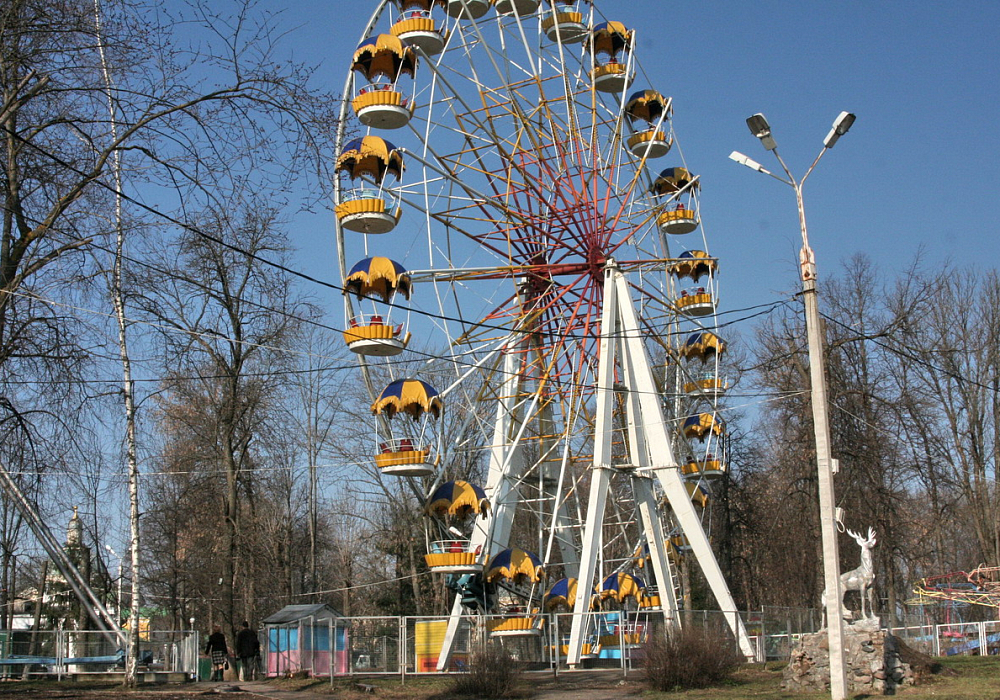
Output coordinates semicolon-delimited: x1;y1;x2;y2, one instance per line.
449;643;521;698
643;625;743;692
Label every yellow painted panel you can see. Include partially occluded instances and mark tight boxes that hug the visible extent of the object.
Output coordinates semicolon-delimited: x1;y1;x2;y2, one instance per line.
336;198;387;217
374;449;429;468
352;90;405;111
675;293;713;310
541;11;583;31
424;551;477;568
343;324;396;343
391;18;437;35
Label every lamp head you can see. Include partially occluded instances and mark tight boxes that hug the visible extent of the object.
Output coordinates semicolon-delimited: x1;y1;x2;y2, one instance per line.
746;113;777;150
823;111;856;148
729;151;766;172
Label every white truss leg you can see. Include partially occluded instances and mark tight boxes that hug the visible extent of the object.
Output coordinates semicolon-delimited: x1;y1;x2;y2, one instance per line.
436;345;526;670
567;263;619;666
633;476;681;628
610;268;755;659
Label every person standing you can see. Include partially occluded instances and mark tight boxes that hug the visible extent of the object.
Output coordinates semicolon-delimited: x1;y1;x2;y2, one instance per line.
235;621;260;681
205;624;229;682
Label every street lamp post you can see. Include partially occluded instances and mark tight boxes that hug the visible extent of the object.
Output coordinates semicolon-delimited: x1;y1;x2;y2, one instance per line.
731;111;856;700
105;545;124;622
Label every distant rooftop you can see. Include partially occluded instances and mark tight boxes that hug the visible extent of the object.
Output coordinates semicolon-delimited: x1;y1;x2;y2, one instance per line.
261;603;343;625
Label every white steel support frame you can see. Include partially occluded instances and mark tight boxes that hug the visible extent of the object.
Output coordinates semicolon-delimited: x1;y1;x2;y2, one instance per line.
435;336;579;670
566;261;682;664
436;345;526;671
567;262;755;666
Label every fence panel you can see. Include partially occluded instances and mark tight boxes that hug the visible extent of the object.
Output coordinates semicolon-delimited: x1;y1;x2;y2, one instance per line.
337;616;401;674
138;630;199;676
406;615;471;673
62;629;124;674
936;622;982;656
0;629;61;679
889;625;935;656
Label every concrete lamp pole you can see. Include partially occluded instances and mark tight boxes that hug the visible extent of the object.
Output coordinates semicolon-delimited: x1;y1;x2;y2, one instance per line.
730;110;856;700
105;544;124;621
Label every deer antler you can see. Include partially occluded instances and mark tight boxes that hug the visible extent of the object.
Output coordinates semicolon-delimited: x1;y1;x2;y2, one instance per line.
867;526;877;546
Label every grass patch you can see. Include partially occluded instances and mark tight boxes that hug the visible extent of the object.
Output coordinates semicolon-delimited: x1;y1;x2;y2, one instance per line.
641;654;1000;699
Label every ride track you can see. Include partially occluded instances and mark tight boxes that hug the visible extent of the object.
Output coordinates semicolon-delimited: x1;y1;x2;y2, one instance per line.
914;566;1000;611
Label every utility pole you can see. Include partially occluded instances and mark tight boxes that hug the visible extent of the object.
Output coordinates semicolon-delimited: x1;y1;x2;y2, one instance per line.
731;111;857;700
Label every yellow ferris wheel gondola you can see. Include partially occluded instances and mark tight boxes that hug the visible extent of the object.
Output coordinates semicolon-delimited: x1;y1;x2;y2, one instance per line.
542;0;588;45
680;331;726;395
623;89;672;159
652;167;700;234
335;137;404;234
371;379;441;477
586;22;633;93
343;257;412;357
668;250;717;281
351;35;418;130
391;0;448;56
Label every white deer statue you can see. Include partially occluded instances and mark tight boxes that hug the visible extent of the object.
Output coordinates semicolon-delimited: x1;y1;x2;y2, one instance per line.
823;526;877;625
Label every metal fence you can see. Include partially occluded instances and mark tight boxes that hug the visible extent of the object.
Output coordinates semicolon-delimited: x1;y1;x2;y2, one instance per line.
0;629;198;679
256;609;1000;679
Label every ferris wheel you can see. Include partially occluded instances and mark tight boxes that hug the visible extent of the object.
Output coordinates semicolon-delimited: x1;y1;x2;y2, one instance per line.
333;0;753;666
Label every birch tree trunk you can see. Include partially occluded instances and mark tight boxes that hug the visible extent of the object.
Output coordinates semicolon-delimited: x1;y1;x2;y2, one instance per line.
92;0;141;684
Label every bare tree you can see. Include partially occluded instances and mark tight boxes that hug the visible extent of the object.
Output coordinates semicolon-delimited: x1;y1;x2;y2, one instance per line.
138;202;307;633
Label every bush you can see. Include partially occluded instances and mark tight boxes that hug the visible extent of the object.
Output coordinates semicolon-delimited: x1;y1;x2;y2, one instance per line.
643;625;743;692
449;643;521;698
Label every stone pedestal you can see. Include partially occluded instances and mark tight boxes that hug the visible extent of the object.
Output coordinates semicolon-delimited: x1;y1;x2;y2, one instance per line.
782;619;916;695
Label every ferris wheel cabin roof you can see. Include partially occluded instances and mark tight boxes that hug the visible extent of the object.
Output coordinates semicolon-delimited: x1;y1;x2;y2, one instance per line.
543;577;579;610
586;21;632;56
426;480;490;519
651;167;698;195
669;250;717;280
624;89;670;123
345;257;412;302
336;136;405;181
599;572;646;603
682;332;726;359
352;35;417;81
486;547;544;584
372;378;442;419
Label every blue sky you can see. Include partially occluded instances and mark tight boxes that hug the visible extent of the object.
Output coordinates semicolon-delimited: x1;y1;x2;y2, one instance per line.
276;0;998;325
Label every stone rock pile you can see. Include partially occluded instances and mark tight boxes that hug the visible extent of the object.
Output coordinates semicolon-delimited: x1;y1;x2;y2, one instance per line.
782;619;917;695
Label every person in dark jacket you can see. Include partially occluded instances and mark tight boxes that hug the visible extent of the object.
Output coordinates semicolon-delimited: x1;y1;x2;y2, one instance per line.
204;624;229;681
234;620;260;681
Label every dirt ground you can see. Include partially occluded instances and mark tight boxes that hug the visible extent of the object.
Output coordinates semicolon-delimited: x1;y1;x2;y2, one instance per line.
0;670;645;700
